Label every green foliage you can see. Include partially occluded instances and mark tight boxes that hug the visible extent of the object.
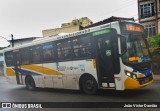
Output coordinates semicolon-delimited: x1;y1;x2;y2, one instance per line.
149;34;160;51
0;47;5;50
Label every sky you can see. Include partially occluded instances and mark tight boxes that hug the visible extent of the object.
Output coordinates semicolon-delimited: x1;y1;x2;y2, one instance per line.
0;0;138;47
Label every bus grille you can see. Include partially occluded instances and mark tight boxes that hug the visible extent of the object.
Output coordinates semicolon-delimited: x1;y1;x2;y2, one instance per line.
137;75;153;85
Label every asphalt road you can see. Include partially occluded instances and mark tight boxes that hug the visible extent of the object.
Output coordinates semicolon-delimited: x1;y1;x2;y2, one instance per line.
0;76;160;111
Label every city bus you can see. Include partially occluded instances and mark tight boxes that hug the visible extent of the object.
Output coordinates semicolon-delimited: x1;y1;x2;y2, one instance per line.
0;50;4;76
3;21;153;94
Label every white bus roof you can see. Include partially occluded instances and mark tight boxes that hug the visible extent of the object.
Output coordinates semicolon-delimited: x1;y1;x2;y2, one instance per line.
3;20;137;52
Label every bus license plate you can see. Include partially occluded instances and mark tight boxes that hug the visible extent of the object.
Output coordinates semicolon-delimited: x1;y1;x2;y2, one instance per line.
144;78;149;83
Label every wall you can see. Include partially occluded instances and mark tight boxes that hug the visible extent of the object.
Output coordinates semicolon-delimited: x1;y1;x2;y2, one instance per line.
42;25;80;37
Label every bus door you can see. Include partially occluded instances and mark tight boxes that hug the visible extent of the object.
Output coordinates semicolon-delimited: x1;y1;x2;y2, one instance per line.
93;29;119;88
13;49;23;85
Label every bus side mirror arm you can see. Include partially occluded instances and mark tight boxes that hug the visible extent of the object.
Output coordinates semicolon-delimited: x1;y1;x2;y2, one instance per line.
119;50;127;57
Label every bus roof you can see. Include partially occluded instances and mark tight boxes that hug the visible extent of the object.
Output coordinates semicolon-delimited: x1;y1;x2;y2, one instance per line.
3;20;137;52
84;16;134;29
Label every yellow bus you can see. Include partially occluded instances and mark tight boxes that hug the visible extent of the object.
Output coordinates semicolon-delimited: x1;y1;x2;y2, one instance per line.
3;21;153;94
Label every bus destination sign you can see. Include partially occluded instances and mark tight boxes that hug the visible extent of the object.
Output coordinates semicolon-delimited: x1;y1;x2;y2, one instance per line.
92;29;110;37
125;24;143;32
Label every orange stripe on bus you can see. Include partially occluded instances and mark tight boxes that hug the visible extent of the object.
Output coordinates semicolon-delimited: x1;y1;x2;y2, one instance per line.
6;68;16;76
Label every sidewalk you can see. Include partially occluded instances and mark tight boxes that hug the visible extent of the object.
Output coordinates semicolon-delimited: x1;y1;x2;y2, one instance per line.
153;74;160;81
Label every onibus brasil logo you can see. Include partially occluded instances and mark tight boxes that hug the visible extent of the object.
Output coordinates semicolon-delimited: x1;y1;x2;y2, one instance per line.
1;103;42;108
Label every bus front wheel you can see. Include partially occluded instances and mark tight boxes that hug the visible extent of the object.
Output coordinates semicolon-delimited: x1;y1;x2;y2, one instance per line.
81;75;98;94
25;76;36;91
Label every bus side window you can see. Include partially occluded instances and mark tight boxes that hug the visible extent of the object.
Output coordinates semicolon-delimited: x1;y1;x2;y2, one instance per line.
21;48;30;65
4;51;14;67
57;42;63;60
73;35;92;59
42;43;55;63
56;39;72;61
30;45;41;64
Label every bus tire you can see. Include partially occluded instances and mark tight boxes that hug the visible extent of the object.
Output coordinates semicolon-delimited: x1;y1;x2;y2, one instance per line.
81;75;98;94
25;76;36;91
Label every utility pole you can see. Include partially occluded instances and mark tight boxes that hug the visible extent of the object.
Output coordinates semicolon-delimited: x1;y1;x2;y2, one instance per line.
11;34;14;47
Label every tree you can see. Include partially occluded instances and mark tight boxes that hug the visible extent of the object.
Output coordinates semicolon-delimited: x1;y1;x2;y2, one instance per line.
0;47;5;50
148;34;160;52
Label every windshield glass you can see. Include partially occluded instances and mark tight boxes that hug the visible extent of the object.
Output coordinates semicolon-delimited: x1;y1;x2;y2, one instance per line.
121;34;150;64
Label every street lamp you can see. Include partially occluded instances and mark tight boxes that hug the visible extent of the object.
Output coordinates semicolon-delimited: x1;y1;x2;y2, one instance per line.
11;34;14;47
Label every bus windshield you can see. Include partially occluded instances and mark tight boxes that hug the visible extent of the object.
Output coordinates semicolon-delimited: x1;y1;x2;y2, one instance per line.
121;34;150;64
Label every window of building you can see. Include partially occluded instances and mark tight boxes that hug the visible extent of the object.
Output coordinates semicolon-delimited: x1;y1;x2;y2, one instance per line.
42;43;55;62
57;39;72;61
73;35;92;59
144;24;156;38
140;3;155;19
4;51;14;67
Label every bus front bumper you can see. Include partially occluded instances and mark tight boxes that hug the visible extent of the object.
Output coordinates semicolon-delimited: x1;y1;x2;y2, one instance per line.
124;75;153;89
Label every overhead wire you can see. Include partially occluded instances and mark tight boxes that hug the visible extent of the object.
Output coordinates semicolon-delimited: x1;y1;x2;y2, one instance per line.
96;0;138;21
0;36;9;41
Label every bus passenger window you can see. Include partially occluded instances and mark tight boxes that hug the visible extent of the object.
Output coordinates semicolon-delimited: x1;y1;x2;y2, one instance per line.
42;43;54;62
77;49;85;58
56;40;71;61
21;48;30;65
4;51;14;67
73;35;92;59
57;43;64;60
30;46;41;63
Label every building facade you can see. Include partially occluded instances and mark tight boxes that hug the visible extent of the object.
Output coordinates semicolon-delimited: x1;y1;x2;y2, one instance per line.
61;17;93;28
42;17;93;37
42;25;81;37
138;0;160;38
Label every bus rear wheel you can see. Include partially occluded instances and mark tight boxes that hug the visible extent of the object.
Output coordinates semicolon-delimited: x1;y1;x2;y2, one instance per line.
25;76;36;91
81;75;98;94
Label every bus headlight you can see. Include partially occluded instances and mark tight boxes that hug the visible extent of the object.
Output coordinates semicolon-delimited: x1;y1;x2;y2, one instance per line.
126;72;131;76
125;70;137;80
132;74;137;79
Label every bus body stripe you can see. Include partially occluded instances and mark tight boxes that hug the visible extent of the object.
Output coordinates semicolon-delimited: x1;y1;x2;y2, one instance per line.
133;68;152;77
5;65;64;76
6;68;16;76
12;68;42;76
21;65;63;75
